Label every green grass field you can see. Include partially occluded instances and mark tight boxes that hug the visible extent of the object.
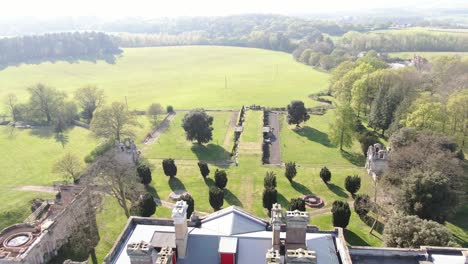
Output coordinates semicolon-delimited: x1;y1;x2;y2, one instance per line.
144;111;233;161
0;46;329;111
0;126;99;230
280;111;364;166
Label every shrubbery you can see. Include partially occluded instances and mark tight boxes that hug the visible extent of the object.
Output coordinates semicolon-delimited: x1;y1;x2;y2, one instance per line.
84;140;114;164
162;159;177;177
331;200;351;228
285;162;297;182
197;161;210;178
214;169;228;189
319;167;331;184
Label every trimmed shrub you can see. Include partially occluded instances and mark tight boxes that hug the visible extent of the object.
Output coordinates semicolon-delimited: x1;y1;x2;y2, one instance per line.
262;142;270;164
197;161;210;178
214;169;228;189
354;194;371;217
137;163;152;186
331;200;351;228
345;175;361;195
166;105;174;113
209;186;224;211
130;193;156;217
262;187;277;212
180;193;195;219
264;171;277;189
319;167;331;184
288;198;306;211
285;162;297;182
162;159;177;177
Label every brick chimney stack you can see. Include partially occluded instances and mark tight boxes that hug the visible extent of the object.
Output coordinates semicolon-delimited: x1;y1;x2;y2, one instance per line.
266;248;281;263
270;203;283;251
126;241;157;264
156;247;175;264
172;200;188;258
285;248;317;264
285;210;310;250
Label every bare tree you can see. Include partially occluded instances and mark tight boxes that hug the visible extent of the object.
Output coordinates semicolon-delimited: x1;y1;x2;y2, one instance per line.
88;151;144;218
4;93;19;121
74;85;105;121
90;102;140;141
52;152;84;182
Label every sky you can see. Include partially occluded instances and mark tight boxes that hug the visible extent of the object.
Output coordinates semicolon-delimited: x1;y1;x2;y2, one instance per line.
1;0;466;18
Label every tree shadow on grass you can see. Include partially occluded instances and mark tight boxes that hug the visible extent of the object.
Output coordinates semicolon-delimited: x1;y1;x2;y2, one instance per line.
277;191;289;210
191;143;231;163
54;133;69;148
340;150;366;167
291;181;312;195
224;189;243;207
327;183;349;198
146;185;161;201
203;177;215;187
293;126;332;147
344;229;370;246
360;215;384;234
168;177;186;192
29;126;54;138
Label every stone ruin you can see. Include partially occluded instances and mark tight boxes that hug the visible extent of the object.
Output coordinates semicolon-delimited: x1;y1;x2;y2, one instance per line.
365;143;389;181
0;185;96;264
115;137;140;163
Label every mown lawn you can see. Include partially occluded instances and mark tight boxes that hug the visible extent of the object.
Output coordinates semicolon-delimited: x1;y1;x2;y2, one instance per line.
280;111;364;166
0;126;98;230
144;112;233;161
0;46;329;110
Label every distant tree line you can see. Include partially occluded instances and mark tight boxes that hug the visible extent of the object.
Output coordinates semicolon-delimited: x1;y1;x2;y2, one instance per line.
337;30;468;52
0;32;121;66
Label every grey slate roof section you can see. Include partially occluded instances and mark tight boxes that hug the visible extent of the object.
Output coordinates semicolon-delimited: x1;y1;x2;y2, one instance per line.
201;206;267;235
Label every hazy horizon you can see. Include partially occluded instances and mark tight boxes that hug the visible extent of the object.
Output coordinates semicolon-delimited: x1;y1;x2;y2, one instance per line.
1;0;467;19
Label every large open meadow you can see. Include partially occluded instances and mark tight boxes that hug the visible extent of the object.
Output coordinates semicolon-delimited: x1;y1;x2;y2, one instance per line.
0;46;329;110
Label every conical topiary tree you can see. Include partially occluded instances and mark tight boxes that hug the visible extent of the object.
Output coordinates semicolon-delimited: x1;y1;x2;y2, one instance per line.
331;200;351;228
214;169;228;189
345;175;361;196
288;198;306;211
354;194;371;217
264;171;277;189
285;162;297;182
197;161;210;178
180;193;195;219
262;187;278;213
137;163;152;186
162;159;177;177
320;167;331;184
209;186;224;211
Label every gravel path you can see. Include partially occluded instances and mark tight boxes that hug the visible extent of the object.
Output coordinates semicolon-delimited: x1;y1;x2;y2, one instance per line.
143;113;176;145
268;111;281;165
16;185;56;193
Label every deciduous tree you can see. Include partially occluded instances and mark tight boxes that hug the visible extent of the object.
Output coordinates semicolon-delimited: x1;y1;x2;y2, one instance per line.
147;103;164;126
74;86;105;121
53;152;83;182
182;109;214;144
384;215;457;248
90;102;140;141
287;101;310;127
329;103;356;150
